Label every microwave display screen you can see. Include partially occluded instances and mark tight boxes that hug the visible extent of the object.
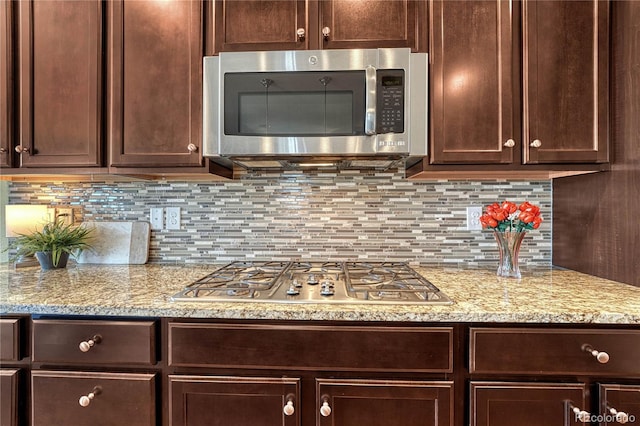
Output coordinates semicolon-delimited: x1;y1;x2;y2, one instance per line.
381;75;403;87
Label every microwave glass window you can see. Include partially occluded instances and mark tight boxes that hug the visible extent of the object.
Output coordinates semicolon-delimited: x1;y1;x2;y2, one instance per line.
224;71;366;137
238;92;353;135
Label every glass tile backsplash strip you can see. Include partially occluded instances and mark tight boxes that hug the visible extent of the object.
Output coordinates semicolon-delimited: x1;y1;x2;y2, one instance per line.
7;169;551;266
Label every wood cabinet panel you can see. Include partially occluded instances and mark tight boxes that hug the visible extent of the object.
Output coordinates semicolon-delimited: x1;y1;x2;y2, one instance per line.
0;369;18;426
470;382;586;426
108;0;204;168
316;379;453;426
168;375;300;426
169;323;453;372
32;319;156;365
320;0;425;52
470;328;640;376
0;319;19;362
31;370;156;426
0;0;12;167
429;0;516;164
17;0;102;168
213;0;308;53
599;384;640;425
523;0;609;164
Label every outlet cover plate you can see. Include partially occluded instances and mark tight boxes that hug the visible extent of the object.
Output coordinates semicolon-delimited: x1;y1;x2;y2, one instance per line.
466;206;483;230
166;207;181;230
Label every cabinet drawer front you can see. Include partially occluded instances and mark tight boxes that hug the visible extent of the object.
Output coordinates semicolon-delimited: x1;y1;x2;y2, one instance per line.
0;319;20;361
169;323;453;372
31;370;155;426
169;375;300;426
470;381;586;426
470;328;640;376
32;319;156;365
599;384;640;423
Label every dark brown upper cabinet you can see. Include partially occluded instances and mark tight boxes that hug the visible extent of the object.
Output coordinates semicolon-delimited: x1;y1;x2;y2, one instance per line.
107;0;204;169
211;0;427;54
15;0;102;168
0;0;12;167
523;0;609;164
429;0;516;164
429;0;608;166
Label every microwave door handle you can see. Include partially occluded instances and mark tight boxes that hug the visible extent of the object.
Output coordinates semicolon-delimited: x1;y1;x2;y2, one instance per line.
364;65;377;135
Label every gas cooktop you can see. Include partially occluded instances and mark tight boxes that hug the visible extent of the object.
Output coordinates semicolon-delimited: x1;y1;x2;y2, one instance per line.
171;261;453;305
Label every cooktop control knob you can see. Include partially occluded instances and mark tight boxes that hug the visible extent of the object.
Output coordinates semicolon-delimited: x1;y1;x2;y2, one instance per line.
292;278;302;288
321;282;335;296
286;284;300;296
307;274;319;285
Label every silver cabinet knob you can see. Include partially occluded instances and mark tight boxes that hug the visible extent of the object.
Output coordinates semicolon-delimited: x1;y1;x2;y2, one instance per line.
296;28;305;40
322;27;331;39
571;405;591;423
582;344;610;364
320;400;332;417
79;335;102;352
608;406;630;424
503;139;516;148
283;400;295;416
187;143;198;153
78;386;101;407
14;145;29;153
530;139;542;148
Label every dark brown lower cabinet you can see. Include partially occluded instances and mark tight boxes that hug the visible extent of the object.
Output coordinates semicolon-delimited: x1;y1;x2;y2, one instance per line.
316;379;453;426
0;369;19;426
31;370;156;426
169;375;300;426
599;384;640;425
470;382;586;426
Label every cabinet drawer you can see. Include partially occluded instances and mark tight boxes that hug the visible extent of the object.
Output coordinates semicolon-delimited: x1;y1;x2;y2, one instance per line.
32;319;156;365
470;328;640;376
31;370;156;426
0;319;20;361
169;323;453;372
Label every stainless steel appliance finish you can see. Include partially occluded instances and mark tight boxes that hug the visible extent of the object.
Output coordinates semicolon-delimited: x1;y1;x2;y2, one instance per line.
202;48;428;170
171;261;452;305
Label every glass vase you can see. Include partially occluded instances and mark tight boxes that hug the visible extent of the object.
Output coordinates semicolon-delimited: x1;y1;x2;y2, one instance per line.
493;231;526;278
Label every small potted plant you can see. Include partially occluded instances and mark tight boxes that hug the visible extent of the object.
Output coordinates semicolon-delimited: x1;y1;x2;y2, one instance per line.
10;220;93;270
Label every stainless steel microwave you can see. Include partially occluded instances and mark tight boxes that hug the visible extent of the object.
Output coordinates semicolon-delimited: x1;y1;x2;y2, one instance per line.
203;48;428;170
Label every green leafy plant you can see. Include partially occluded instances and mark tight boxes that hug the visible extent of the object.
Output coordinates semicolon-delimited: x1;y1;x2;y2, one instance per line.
11;220;93;267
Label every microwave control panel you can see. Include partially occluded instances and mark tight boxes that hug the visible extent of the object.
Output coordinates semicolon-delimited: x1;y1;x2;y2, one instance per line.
376;70;405;134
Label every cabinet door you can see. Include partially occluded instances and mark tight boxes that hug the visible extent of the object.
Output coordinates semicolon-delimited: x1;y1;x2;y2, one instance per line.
17;0;102;168
523;0;609;164
169;375;300;426
429;0;516;164
0;369;19;426
213;0;308;53
316;379;453;426
320;0;426;52
31;371;156;426
471;382;586;426
0;0;12;167
599;384;640;425
108;0;203;168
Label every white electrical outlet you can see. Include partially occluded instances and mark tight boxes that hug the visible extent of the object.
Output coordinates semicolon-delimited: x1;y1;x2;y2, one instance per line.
55;207;74;226
466;206;483;230
150;208;164;230
166;207;181;230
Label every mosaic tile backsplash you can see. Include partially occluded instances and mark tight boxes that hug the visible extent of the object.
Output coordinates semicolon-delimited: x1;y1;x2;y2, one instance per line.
7;169;552;266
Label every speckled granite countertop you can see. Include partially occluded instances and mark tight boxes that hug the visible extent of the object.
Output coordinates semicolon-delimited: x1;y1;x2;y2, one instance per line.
1;263;639;324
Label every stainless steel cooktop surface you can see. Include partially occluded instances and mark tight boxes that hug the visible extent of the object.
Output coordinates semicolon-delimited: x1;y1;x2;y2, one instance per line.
171;261;453;305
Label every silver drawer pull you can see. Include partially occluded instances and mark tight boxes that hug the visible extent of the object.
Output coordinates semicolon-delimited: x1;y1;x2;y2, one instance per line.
79;335;102;353
608;406;630;424
79;386;101;407
570;404;591;423
582;344;610;363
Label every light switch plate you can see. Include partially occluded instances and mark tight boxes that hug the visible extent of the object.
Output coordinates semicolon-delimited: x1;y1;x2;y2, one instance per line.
150;208;164;230
166;207;181;230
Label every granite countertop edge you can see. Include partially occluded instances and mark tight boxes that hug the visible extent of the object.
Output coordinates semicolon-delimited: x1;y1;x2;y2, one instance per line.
1;263;639;324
